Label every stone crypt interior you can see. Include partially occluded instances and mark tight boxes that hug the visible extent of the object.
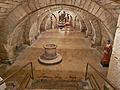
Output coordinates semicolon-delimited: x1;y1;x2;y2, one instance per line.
0;0;120;90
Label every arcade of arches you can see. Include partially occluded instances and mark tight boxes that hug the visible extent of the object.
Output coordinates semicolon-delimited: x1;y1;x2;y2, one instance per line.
0;0;120;89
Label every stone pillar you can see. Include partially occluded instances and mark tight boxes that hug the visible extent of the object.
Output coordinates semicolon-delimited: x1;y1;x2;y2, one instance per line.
89;20;96;47
0;44;15;64
106;15;120;89
89;19;102;47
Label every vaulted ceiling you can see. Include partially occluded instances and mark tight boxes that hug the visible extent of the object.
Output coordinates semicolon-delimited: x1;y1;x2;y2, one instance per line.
0;0;119;20
0;0;119;59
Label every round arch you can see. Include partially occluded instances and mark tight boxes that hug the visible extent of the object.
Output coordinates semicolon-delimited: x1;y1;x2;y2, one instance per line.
0;1;117;59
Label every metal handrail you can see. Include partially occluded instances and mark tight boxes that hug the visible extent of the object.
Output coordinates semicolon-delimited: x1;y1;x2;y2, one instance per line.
88;74;98;90
85;63;119;90
86;73;101;90
18;73;32;90
0;62;34;85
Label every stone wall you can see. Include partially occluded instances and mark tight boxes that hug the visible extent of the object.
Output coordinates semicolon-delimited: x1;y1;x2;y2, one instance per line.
107;15;120;89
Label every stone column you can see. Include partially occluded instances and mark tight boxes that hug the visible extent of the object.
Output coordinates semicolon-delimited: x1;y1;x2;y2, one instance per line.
0;44;15;64
106;15;120;89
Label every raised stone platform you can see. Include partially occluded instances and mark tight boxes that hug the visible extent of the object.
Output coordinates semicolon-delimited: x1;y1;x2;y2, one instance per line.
38;53;62;65
38;44;62;65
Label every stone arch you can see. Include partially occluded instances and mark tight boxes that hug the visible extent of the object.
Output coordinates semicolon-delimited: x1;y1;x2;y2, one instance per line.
40;14;49;32
45;14;57;30
52;14;57;29
23;16;31;45
45;14;53;30
36;4;112;47
0;0;117;59
4;1;116;40
74;15;81;30
39;7;87;32
69;15;73;27
39;7;62;32
89;19;102;47
74;16;77;29
29;14;40;43
80;20;87;33
0;45;9;60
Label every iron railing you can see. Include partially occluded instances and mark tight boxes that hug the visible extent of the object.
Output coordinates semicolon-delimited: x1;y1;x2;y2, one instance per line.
88;73;101;90
85;63;119;90
0;62;34;89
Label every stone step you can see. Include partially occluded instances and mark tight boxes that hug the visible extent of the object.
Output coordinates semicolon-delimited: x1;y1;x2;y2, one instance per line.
25;89;66;90
24;88;93;90
28;78;92;90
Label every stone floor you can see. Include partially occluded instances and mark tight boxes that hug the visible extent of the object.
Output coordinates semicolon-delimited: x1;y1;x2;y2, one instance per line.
7;29;108;81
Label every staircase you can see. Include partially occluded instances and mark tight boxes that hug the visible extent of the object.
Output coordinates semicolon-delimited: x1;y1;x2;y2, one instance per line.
25;78;92;90
0;62;118;90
